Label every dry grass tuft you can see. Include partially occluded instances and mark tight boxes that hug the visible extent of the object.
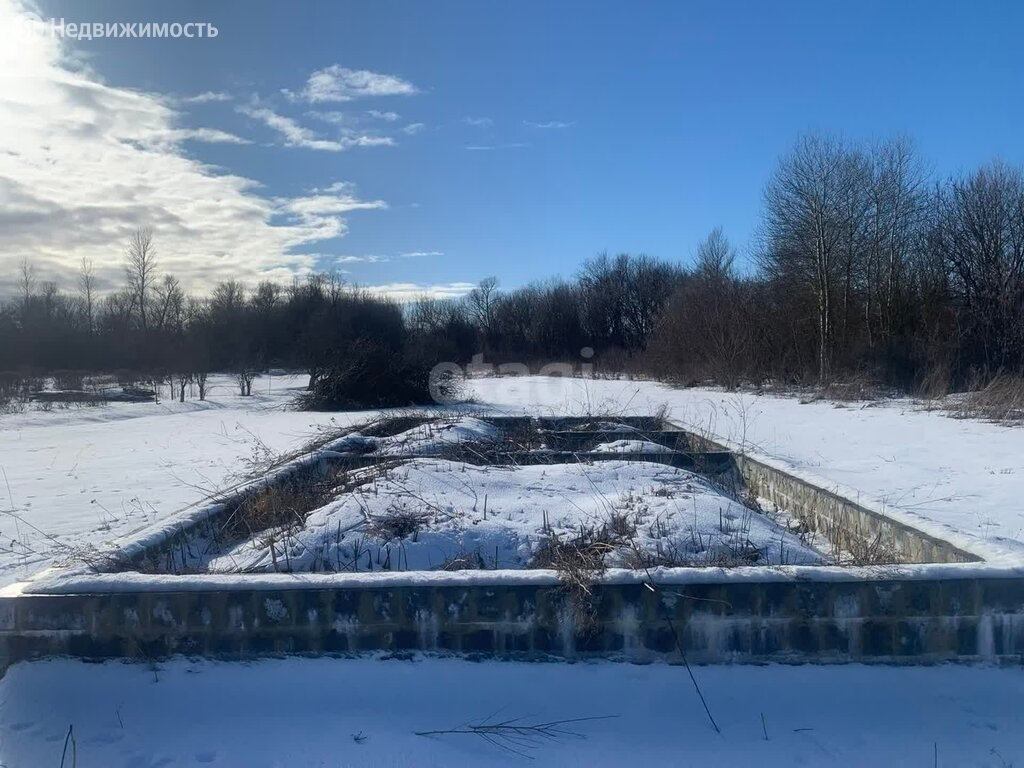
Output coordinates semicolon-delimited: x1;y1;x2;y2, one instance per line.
955;374;1024;422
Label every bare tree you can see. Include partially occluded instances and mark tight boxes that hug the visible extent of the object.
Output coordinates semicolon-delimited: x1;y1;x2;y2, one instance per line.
18;256;35;313
236;369;256;396
864;137;928;345
125;228;157;331
176;372;192;403
760;134;865;382
194;371;209;400
152;274;185;332
579;253;682;353
78;257;96;334
933;162;1024;373
695;226;736;283
467;276;500;348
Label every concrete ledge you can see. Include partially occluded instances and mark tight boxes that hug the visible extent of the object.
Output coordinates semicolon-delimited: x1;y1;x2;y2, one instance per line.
678;426;980;565
3;573;1024;669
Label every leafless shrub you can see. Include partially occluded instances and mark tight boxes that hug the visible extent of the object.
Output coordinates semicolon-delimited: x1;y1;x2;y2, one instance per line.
365;502;431;541
916;360;952;400
219;470;340;545
361;415;432;437
652;401;673;427
114;369;141;389
236;368;257;397
0;371;25;400
619;540;691;569
530;527;613;628
832;527;900;566
607;510;636;539
800;511;903;566
820;374;888;402
51;369;86;391
440;550;486;571
0;373;28;414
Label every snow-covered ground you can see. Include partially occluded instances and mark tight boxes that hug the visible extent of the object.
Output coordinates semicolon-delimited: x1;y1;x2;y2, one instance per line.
5;373;1024;766
5;373;1024;585
1;655;1022;767
206;456;819;573
0;374;369;586
470;376;1024;563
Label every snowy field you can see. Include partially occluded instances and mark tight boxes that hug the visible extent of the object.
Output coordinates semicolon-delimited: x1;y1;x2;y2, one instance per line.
4;372;1024;582
1;656;1023;767
0;374;369;586
5;373;1024;765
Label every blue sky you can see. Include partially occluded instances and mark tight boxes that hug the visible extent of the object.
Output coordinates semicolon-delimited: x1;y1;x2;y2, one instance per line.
5;0;1024;296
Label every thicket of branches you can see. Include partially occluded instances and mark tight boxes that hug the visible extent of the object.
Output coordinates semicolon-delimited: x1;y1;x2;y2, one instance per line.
650;135;1024;393
3;132;1024;398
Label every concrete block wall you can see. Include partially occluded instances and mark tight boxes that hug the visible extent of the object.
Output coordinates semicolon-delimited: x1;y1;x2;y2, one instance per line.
677;426;979;565
735;457;978;564
3;573;1024;671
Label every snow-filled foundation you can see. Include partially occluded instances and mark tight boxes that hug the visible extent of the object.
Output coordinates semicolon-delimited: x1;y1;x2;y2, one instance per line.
0;413;1006;670
205;457;822;574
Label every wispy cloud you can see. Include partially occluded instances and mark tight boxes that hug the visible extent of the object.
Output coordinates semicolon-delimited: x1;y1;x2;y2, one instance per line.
402;122;425;135
276;191;387;225
331;249;441;264
285;65;418;103
163;127;250;145
367;282;477;301
335;255;390;264
368;110;400;121
239;105;393;151
524;120;573;129
182;91;232;104
463;116;493;127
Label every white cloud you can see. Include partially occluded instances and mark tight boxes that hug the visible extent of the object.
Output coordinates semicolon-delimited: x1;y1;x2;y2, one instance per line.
524;120;573;129
275;192;387;241
163;127;250;145
366;282;476;302
239;105;393;151
183;91;232;104
333;249;441;264
285;65;418;103
335;255;389;264
316;181;359;194
463;116;493;127
402;122;425;135
0;0;386;295
368;110;400;121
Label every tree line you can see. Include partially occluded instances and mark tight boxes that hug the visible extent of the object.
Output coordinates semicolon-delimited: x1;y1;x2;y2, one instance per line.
3;132;1024;401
